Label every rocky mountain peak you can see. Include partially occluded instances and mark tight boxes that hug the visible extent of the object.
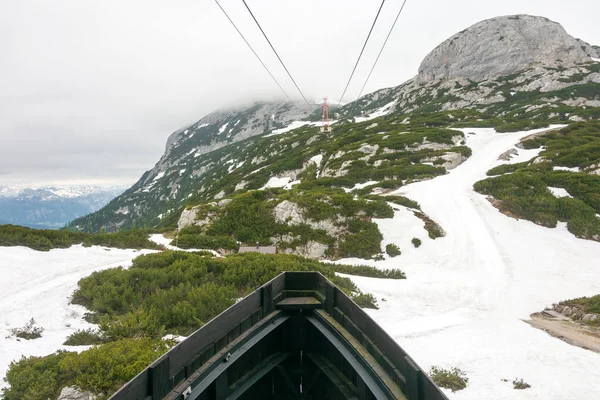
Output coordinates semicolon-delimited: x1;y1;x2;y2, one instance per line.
418;14;597;84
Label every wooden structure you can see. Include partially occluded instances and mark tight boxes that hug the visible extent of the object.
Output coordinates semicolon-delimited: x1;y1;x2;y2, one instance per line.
237;245;277;254
109;272;449;400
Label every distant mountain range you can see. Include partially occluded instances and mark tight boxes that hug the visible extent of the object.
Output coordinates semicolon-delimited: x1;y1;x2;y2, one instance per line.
0;185;126;229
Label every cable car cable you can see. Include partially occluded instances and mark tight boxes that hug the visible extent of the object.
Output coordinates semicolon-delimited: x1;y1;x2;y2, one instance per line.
337;0;386;105
241;0;314;110
357;0;408;99
214;0;293;103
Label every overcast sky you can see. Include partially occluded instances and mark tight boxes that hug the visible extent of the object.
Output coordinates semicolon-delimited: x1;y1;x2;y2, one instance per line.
1;0;599;187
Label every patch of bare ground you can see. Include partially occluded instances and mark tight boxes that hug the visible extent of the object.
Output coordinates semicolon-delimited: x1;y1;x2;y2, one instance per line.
526;312;600;353
485;196;521;220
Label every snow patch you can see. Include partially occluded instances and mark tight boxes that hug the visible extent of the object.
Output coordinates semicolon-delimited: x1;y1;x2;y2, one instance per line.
343;181;379;193
553;166;580;172
260;177;293;190
148;234;221;257
354;101;396;123
548;187;572;198
218;122;229;135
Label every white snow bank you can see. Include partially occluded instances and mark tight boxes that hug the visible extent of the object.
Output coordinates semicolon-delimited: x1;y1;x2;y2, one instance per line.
548;187;572;198
153;171;165;182
265;120;339;138
0;245;157;391
354;101;396;123
592;57;600;63
218;122;229;135
148;234;221;257
343;181;379;193
336;126;600;400
261;176;291;189
553;166;580;172
309;154;323;178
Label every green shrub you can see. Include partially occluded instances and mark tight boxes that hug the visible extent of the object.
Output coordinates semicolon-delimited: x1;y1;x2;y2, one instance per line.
513;378;531;390
351;293;378;309
561;294;600;314
385;243;401;257
0;225;161;252
71;251;396;342
60;338;171;396
429;366;469;392
412;238;422;248
1;351;72;400
175;234;239;251
486;161;530;176
375;195;421;210
3;339;171;400
414;212;445;239
330;263;405;279
63;329;104;346
10;318;44;340
339;220;383;258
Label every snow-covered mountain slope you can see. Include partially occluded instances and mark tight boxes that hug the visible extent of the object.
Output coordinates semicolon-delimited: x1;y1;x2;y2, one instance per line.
0;185;125;229
335;127;600;399
0;245;155;391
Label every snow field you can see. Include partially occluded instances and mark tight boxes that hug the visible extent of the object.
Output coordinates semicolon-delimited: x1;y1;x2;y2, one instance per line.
0;245;157;391
337;127;600;399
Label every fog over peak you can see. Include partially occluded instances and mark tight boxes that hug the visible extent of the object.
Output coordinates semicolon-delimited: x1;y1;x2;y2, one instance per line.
1;0;598;186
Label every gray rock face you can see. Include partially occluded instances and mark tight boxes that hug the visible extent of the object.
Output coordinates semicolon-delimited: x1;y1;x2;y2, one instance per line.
57;386;96;400
418;15;596;83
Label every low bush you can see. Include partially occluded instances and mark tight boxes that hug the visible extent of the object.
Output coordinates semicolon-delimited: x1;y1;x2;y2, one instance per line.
375;195;421;210
351;293;378;309
412;238;422;248
513;378;531;390
1;338;171;400
429;366;469;392
338;220;383;259
385;243;401;257
486;161;530;176
63;328;105;346
414;212;445;239
561;294;600;314
0;225;161;252
10;318;44;340
330;263;405;279
175;234;239;251
1;351;72;400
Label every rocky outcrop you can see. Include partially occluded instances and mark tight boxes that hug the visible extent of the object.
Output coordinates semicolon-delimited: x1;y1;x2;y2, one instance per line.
418;15;596;84
283;241;329;259
553;304;599;324
272;201;343;237
57;386;96;400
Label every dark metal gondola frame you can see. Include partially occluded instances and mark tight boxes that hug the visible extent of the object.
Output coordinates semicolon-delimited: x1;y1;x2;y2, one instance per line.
110;272;449;400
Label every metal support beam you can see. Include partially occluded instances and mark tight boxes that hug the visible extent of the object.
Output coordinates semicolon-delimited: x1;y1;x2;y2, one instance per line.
227;352;289;400
306;354;358;400
302;370;323;396
276;366;302;399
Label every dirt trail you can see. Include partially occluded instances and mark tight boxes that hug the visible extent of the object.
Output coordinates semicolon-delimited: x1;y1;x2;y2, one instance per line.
527;314;600;353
